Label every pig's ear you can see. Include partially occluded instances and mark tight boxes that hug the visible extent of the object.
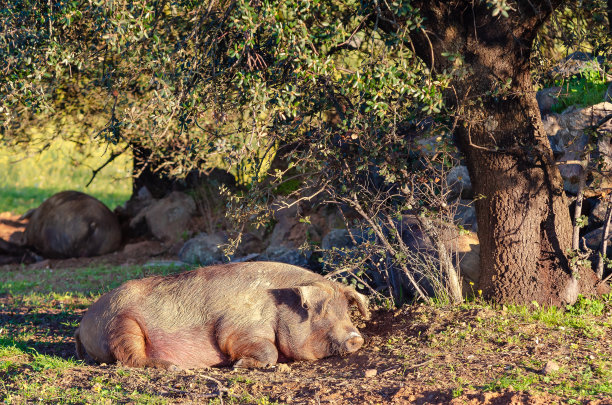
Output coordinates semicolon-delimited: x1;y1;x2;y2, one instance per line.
343;287;371;320
294;282;334;313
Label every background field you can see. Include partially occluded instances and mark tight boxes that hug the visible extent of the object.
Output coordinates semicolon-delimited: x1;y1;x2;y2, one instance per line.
0;129;132;214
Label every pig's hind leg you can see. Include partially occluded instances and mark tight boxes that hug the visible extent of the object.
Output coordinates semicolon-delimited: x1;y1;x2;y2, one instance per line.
226;335;279;368
108;313;180;371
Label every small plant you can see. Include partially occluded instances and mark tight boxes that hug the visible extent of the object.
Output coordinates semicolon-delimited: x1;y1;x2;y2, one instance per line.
551;67;609;113
566;295;605;317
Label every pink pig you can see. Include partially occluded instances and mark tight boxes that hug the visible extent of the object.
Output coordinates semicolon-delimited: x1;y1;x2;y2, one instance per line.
75;262;370;369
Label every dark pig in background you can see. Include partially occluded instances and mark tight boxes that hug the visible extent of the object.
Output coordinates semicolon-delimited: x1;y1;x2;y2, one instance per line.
75;262;370;369
24;191;121;258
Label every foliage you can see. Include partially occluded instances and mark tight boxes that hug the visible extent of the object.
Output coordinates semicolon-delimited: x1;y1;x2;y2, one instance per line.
533;1;611;76
1;1;611;303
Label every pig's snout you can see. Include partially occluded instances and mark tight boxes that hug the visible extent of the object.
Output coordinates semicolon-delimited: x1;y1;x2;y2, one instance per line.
340;331;364;354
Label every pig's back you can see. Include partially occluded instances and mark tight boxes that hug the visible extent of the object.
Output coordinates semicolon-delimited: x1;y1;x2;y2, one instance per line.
131;262;323;330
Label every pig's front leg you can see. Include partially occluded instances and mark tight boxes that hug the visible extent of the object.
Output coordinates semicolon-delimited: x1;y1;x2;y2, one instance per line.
227;336;279;368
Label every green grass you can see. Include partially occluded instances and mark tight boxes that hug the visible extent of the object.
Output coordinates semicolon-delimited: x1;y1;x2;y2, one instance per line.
0;263;610;403
0;263;191;296
0;131;132;214
551;67;609;113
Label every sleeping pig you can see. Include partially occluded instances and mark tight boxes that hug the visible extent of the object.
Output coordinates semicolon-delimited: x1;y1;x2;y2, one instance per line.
75;262;370;369
24;191;121;258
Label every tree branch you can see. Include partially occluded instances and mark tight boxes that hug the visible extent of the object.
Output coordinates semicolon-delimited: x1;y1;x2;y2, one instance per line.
86;144;130;188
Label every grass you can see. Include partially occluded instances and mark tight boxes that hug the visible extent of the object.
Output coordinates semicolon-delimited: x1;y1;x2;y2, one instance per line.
551;66;609;113
0;263;610;403
423;296;612;401
0;263;197;404
0;127;132;214
0;263;191;297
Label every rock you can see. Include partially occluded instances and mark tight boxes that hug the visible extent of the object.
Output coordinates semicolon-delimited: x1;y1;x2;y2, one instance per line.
268;216;308;249
549;52;607;80
558;163;584;195
581;226;612;257
122;240;165;256
415;135;443;156
542;360;560;375
605;82;612;103
230;253;260;263
130;191;196;243
544;102;612;195
583;227;602;250
322;228;350;251
234;232;264;256
260;245;312;267
115;187;155;235
588;198;609;225
364;369;377;378
178;232;228;265
542;114;562;136
275;363;291;373
536;86;562;116
446;166;472;199
319;227;374;271
454;200;477;232
267;202;308;249
581;227;612;255
321;228;371;250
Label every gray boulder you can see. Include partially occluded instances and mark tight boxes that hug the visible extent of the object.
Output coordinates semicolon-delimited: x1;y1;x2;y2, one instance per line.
549;52;607;80
454;200;477;232
260;245;312;268
267;202;308;249
536;86;562;116
321;228;372;251
588;199;609;226
544;102;612;195
581;227;612;257
178;232;228;265
446;166;472;200
130;191;196;243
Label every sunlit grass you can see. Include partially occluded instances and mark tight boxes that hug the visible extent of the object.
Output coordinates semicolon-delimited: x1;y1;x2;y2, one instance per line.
0;127;132;214
0;263;191;296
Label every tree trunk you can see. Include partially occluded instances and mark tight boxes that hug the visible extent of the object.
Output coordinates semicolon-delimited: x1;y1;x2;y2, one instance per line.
410;0;602;305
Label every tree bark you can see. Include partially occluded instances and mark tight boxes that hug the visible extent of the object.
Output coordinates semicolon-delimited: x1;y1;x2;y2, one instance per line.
409;0;602;305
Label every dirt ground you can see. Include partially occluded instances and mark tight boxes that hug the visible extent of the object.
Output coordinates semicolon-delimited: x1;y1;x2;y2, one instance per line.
1;212;611;404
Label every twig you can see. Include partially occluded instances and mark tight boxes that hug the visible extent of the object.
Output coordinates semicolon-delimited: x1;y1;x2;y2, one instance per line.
350;197;429;301
400;358;435;373
588;113;612;131
596;193;612;279
572;156;589;250
85;144;130;187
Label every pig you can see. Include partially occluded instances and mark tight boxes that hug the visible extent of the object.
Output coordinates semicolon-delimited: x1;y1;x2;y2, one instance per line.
24;191;121;258
74;262;370;369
